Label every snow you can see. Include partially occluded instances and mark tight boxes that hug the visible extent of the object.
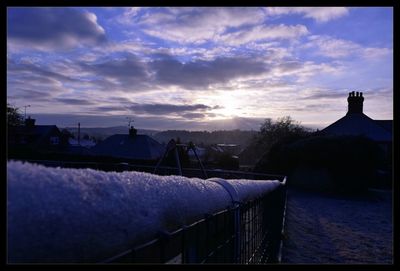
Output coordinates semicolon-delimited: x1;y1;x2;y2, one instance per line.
7;161;281;263
282;189;393;264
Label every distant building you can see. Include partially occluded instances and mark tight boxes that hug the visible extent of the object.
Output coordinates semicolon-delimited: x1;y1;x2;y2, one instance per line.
68;138;96;148
8;117;65;151
216;144;241;156
320;91;392;157
187;146;206;162
91;126;165;161
66;137;95;155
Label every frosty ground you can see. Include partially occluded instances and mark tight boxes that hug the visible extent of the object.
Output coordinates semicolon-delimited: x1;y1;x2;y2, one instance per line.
281;188;392;264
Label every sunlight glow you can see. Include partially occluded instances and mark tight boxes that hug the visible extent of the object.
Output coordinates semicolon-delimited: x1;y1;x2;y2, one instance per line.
212;91;244;118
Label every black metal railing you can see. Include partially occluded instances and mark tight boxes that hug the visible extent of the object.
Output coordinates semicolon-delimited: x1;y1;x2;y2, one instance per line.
100;178;287;264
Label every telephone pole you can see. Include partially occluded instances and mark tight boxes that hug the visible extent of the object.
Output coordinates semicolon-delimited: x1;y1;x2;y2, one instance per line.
23;105;30;120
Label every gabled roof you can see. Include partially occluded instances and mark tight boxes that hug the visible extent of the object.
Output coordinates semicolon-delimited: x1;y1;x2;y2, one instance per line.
91;134;165;160
10;125;60;145
321;113;392;142
33;125;59;136
11;125;58;135
374;120;393;133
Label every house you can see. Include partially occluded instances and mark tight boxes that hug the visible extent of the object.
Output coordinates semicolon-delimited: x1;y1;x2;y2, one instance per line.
216;144;241;156
91;126;165;161
8;117;65;151
187;146;206;162
68;138;96;148
320;91;392;159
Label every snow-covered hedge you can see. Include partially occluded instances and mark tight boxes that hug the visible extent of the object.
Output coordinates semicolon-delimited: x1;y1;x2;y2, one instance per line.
7;161;281;263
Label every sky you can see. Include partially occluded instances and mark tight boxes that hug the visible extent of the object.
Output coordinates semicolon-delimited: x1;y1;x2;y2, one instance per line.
7;7;393;130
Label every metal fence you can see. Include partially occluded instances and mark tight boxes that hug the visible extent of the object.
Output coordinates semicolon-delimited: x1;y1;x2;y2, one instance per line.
100;178;287;264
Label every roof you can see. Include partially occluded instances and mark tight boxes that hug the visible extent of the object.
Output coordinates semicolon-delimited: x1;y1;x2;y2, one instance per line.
33;125;59;136
32;125;60;145
10;125;61;145
68;138;96;148
320;113;392;142
374;120;393;133
11;125;58;135
91;134;165;160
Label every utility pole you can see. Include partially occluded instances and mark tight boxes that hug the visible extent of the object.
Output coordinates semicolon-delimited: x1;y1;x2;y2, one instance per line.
23;105;30;120
126;117;134;128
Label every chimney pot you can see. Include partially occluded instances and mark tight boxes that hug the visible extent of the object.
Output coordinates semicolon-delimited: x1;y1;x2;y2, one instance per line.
347;91;364;114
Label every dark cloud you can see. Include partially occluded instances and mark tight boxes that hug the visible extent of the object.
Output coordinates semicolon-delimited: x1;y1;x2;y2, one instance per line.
301;91;348;100
85;102;215;117
8;59;78;83
89;105;128;112
129;103;212;115
277;61;303;72
55;98;96;106
72;55;269;91
150;56;268;89
8;88;53;102
78;55;151;90
108;97;133;104
292;104;335;112
8;8;107;49
31;114;262;130
181;113;206;119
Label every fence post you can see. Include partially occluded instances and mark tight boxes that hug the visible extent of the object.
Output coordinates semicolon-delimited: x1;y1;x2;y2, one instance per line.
233;203;241;263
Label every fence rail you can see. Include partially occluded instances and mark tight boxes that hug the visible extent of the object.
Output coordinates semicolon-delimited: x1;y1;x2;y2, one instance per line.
101;178;287;264
20;159;283;180
15;159;287;264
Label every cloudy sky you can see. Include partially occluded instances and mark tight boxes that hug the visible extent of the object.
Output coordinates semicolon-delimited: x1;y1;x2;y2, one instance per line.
7;7;393;130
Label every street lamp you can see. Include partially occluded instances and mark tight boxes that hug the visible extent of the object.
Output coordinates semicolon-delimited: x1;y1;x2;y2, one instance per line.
23;105;31;120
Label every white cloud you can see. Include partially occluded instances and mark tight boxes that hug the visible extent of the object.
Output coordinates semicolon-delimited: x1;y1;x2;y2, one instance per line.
139;7;266;44
219;24;309;46
265;7;349;22
116;7;143;25
304;35;392;59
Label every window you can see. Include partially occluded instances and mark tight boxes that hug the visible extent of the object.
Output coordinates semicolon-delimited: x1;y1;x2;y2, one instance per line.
50;136;59;145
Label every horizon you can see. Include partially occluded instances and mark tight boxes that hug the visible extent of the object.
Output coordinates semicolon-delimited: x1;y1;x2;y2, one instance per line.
7;7;393;131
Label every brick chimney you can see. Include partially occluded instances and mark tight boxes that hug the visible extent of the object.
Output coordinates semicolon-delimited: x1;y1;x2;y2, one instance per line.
25;116;36;127
347;91;364;114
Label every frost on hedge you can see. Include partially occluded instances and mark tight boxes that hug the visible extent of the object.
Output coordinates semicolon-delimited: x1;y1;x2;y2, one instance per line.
7;161;281;263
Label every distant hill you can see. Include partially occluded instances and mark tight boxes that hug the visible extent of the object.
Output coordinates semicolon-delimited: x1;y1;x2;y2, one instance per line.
61;127;257;150
152;130;258;149
61;126;160;140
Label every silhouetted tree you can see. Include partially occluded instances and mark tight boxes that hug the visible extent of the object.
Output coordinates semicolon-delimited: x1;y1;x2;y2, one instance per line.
60;129;74;145
241;116;312;166
7;104;24;127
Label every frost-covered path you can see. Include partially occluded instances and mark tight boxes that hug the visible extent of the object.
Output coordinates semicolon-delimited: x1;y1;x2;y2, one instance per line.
281;189;392;264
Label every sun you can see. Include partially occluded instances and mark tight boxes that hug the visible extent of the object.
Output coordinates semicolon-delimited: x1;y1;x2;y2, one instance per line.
215;93;242;118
